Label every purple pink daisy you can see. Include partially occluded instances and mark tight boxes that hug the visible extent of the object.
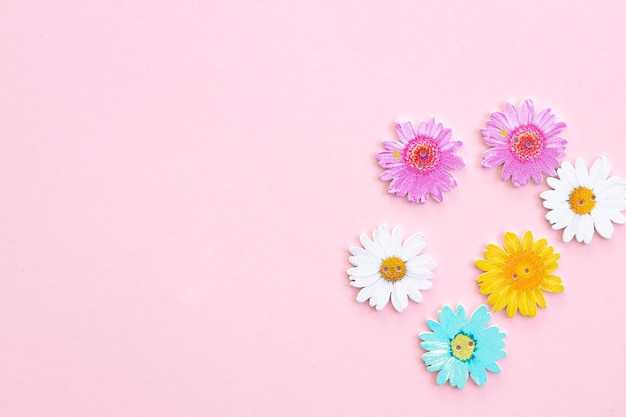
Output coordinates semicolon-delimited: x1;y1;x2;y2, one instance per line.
377;118;464;203
481;99;567;187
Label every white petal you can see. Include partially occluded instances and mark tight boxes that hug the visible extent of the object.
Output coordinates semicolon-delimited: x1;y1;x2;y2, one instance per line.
390;227;403;255
610;211;626;224
546;176;566;191
543;197;570;210
540;188;569;204
562;216;578;242
593;177;626;196
405;267;435;280
350;274;382;288
403;278;425;303
588;157;612;185
348;264;379;277
578;214;595;244
405;255;435;272
575;159;590;187
371;280;393;310
373;225;393;257
391;280;409;312
558;161;579;189
591;208;615;239
408;277;433;290
360;234;386;259
546;206;575;230
349;253;380;267
356;281;381;303
398;233;426;261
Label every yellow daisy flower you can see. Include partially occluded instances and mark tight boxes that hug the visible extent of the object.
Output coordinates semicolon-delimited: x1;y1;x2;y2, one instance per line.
475;231;564;318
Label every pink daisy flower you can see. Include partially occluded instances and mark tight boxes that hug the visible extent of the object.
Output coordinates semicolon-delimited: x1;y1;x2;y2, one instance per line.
481;99;567;187
377;118;464;203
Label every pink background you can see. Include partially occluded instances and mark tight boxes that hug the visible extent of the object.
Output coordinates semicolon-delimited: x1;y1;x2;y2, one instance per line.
2;0;625;415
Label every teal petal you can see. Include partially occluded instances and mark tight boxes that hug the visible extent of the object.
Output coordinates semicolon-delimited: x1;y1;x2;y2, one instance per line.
420;327;448;342
426;319;450;338
438;305;463;338
454;304;469;327
422;350;451;367
484;361;501;374
449;360;469;389
468;305;491;329
474;342;506;362
420;341;450;351
468;361;488;386
435;357;455;385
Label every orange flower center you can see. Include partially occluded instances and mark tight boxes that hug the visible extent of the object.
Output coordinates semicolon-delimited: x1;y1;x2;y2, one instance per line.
502;252;547;290
569;187;596;215
404;138;440;173
379;256;406;282
508;125;544;162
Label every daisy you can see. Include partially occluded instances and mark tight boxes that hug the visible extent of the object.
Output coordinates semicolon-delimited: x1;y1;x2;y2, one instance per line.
475;231;564;318
377;118;464;203
481;99;567;187
540;157;626;244
419;304;506;389
347;225;435;312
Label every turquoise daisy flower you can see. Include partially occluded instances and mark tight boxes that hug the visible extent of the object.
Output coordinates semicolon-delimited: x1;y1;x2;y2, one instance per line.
419;304;506;389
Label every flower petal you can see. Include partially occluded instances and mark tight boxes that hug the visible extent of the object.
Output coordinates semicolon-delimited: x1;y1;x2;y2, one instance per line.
503;102;520;128
395;121;416;144
398;233;425;261
390;279;409;312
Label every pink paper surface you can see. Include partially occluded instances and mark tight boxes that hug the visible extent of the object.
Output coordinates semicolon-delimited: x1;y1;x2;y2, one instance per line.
1;0;625;415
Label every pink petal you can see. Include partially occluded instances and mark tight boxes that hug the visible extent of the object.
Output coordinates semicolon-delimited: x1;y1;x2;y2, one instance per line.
490;112;512;131
518;99;535;125
504;102;520;128
482;148;507;167
395;121;416;144
440;153;465;170
533;108;552;128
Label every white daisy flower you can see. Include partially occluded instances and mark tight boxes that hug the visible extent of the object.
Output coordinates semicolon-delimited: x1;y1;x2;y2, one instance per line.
348;225;435;312
540;157;626;244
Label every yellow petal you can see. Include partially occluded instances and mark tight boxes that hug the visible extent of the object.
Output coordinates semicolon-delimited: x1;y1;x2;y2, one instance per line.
490;285;513;312
484;244;509;263
504;289;519;317
521;290;537;317
477;274;508;293
541;275;564;293
503;232;521;254
475;259;504;273
521;231;534;251
534;288;547;308
532;238;548;254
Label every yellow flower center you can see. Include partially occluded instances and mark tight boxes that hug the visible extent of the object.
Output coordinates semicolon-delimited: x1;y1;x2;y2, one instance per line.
379;256;406;282
503;252;546;290
569;187;596;215
450;333;475;361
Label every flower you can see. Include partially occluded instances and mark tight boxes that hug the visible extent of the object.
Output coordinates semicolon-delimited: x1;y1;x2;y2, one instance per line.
540;157;626;244
419;304;506;389
348;225;435;312
377;118;464;203
481;99;567;187
475;231;564;317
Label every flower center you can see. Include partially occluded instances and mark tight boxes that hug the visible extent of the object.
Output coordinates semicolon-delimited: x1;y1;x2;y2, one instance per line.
379;256;406;282
569;187;596;215
508;125;545;162
404;137;440;173
450;333;475;361
503;252;546;290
